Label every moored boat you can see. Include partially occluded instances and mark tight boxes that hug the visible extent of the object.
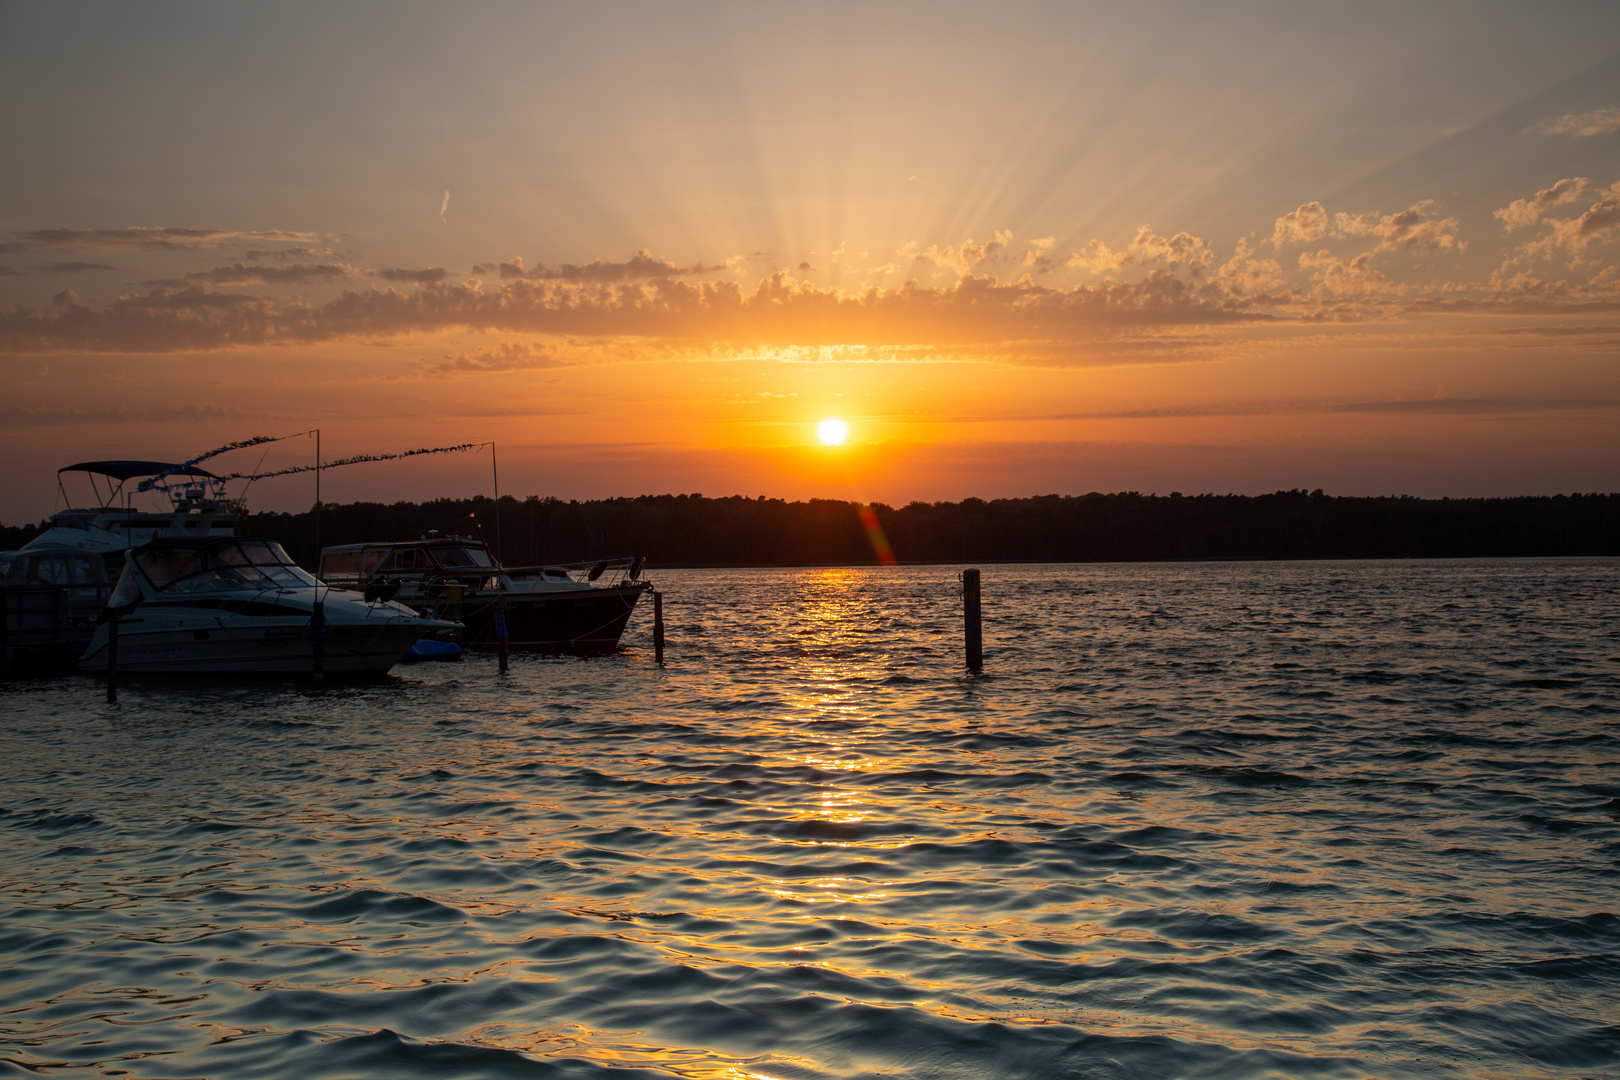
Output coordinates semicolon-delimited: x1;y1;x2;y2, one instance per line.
77;537;458;675
319;536;647;654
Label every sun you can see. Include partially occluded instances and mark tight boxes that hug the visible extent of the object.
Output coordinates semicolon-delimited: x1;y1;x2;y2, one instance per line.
817;417;849;445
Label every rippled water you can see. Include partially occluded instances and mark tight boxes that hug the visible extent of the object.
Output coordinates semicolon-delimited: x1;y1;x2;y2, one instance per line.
2;560;1617;1079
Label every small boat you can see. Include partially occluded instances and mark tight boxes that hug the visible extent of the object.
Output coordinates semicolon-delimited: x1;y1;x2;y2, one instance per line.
77;536;458;675
319;535;648;654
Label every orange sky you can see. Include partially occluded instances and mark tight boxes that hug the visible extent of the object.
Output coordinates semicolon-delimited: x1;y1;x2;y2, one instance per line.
2;3;1618;521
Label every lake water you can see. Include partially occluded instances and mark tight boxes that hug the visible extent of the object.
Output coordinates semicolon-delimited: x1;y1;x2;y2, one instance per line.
1;560;1617;1079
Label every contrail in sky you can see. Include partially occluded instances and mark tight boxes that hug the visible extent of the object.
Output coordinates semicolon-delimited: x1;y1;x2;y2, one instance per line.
439;189;450;223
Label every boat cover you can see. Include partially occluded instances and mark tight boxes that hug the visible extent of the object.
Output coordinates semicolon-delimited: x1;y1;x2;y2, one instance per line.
59;461;221;481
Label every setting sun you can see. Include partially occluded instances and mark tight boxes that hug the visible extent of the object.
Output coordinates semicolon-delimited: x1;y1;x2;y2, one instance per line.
817;418;849;446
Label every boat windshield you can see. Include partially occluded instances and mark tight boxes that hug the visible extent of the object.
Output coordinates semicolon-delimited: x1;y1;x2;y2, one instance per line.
136;540;317;594
432;546;493;568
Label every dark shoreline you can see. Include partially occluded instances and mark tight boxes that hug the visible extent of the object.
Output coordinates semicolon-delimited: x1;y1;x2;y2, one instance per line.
7;489;1617;567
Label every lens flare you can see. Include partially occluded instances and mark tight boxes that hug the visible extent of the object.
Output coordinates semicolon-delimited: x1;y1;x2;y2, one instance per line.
817;418;849;446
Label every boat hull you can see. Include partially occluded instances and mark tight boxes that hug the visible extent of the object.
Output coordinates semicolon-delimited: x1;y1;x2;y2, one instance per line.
77;619;430;675
453;583;647;653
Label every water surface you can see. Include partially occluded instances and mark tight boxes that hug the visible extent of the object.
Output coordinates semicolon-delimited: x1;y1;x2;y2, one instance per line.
2;560;1617;1078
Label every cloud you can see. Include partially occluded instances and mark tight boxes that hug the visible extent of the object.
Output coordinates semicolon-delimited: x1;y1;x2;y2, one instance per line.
1525;107;1620;137
0;402;256;427
41;261;117;273
0;227;328;253
182;262;355;285
1272;202;1329;249
1548;180;1620;253
1495;178;1590;230
244;246;339;261
484;250;727;283
912;230;1014;275
1066;227;1214;276
377;267;449;284
1298;250;1390;296
415;340;564;378
1022;237;1056;273
0;266;1270;356
440;189;450;224
1333;201;1462;253
797;262;816;272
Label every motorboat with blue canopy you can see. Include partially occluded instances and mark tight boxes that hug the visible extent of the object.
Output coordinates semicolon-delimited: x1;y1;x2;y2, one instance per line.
77;536;458;675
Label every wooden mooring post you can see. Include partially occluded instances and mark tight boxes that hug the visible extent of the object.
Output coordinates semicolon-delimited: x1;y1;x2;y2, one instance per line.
652;590;665;664
962;568;982;671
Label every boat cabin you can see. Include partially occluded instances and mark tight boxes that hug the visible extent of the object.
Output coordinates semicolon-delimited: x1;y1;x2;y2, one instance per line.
319;538;504;586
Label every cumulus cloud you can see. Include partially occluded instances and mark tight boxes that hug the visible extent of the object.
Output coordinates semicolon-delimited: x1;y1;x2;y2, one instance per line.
912;230;1014;275
182;262;354;285
1495;178;1590;230
1525;107;1620;137
1332;201;1462;253
0;227;328;253
1066;227;1214;276
1298;250;1390;297
377;267;448;284
1272;202;1329;249
483;250;727;283
1548;180;1620;253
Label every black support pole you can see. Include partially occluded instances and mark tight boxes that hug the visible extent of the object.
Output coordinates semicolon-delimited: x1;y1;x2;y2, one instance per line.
496;593;509;674
106;614;119;703
311;599;325;679
652;590;665;665
962;569;982;671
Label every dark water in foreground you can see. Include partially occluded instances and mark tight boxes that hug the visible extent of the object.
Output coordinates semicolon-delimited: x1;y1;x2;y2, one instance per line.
2;560;1617;1080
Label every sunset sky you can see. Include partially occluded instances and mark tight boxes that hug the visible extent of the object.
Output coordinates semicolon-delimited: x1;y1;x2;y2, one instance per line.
3;1;1618;521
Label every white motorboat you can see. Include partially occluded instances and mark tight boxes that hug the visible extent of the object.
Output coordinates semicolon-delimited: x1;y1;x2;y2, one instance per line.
77;536;457;675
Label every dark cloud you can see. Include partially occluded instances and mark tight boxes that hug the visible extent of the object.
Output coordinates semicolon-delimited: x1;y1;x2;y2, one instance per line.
3;227;326;252
0;402;254;427
41;261;117;273
183;262;354;285
0;267;22;276
377;267;448;284
0;269;1269;356
244;246;339;261
493;250;727;283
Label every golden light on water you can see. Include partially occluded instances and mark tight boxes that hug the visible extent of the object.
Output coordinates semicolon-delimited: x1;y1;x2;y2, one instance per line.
817;418;849;446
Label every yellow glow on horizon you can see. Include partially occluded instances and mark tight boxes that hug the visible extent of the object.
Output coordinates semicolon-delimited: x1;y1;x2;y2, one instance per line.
817;417;849;445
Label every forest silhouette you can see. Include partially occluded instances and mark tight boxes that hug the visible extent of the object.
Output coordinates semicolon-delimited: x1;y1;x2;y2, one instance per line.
218;491;1619;567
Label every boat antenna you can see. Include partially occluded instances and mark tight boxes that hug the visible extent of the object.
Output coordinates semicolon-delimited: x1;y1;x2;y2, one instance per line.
490;440;501;565
312;429;321;573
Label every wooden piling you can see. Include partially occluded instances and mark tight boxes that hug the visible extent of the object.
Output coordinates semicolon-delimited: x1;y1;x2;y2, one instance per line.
106;613;118;703
496;593;509;674
652;590;665;664
962;569;982;671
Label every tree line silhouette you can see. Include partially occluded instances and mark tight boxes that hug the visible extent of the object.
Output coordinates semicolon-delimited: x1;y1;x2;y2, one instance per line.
5;490;1616;567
